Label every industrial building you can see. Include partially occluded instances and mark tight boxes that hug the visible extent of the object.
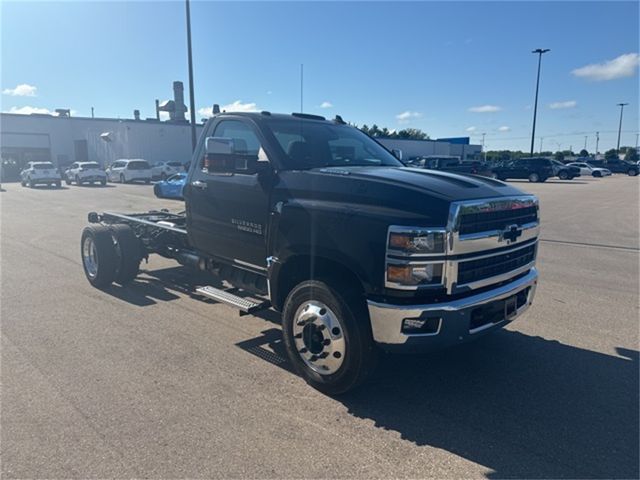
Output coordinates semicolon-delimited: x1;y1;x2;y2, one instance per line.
1;80;482;181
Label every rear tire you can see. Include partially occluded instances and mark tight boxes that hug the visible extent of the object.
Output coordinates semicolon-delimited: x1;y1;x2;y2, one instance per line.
100;178;106;186
282;280;377;395
628;169;638;177
593;171;601;178
55;180;61;188
65;176;71;185
528;172;540;183
81;225;118;288
28;178;34;188
75;175;81;185
120;174;126;183
153;184;163;198
110;224;141;284
558;170;569;180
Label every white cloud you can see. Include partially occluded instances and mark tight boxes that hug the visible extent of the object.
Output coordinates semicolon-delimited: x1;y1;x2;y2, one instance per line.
197;100;259;118
549;100;577;109
319;101;333;109
2;83;37;96
6;105;52;115
466;126;477;132
222;100;259;113
498;126;511;132
468;105;502;113
572;53;639;81
396;110;422;124
159;111;171;120
266;90;273;95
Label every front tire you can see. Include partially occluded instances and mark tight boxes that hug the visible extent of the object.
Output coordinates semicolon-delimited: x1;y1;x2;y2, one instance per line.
81;225;118;288
628;169;638;177
100;178;107;186
55;180;61;188
282;280;377;395
75;175;81;185
558;170;569;180
28;178;34;188
528;172;540;183
593;171;602;178
120;174;126;183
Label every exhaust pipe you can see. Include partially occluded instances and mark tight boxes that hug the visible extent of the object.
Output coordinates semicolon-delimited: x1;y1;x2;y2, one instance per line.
176;251;206;270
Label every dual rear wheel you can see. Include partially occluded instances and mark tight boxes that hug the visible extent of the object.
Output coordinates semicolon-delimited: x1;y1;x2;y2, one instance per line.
81;224;141;288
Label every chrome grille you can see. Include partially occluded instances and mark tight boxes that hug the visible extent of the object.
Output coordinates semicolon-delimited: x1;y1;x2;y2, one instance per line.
457;244;536;285
458;206;538;235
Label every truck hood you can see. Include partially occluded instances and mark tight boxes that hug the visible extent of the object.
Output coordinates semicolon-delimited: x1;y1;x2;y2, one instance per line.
275;166;528;226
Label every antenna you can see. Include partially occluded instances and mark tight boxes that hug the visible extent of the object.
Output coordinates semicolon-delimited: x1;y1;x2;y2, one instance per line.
300;63;304;113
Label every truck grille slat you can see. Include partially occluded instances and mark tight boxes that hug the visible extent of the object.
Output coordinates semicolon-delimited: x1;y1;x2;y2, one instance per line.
457;244;536;285
458;206;538;235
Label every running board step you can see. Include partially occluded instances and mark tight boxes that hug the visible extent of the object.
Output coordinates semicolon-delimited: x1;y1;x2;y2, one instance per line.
195;286;270;316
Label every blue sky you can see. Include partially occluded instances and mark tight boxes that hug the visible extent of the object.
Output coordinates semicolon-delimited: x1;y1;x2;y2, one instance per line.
2;1;638;151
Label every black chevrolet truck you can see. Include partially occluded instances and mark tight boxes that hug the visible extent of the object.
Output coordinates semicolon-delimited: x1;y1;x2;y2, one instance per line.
80;111;539;394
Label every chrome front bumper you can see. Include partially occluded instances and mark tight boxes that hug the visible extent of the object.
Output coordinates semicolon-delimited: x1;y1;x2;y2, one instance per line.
367;268;538;351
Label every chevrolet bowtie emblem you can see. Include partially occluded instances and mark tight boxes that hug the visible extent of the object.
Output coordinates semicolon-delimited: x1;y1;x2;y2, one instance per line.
501;224;523;243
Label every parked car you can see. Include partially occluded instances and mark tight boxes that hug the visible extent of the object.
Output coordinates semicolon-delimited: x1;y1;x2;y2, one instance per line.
550;160;581;180
409;156;495;178
153;173;186;199
80;111;540;394
106;159;152;183
151;161;185;180
567;162;611;177
65;162;107;186
588;159;638;176
493;157;553;182
20;161;62;188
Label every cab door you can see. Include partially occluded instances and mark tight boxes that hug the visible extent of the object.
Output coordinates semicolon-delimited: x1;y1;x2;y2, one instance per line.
185;118;273;270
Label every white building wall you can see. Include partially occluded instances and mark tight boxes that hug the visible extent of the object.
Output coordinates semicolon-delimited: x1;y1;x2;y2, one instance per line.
1;113;204;167
377;138;481;161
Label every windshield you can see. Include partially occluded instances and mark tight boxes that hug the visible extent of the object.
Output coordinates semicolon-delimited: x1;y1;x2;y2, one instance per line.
81;163;100;170
127;160;150;170
264;119;403;170
33;162;54;170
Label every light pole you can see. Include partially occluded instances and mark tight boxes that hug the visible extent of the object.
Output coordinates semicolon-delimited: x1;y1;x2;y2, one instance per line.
583;136;588;152
530;48;550;156
481;132;486;162
616;102;628;152
539;137;543;153
595;132;599;157
185;0;197;152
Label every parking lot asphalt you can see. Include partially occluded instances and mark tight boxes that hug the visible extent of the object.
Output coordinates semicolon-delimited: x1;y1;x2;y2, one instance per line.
1;175;638;479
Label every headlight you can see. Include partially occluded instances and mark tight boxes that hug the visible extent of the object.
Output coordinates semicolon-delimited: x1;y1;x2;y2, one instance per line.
388;228;446;255
387;262;444;286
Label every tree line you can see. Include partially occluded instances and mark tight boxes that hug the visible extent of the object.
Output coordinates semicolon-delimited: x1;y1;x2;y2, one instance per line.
357;124;429;140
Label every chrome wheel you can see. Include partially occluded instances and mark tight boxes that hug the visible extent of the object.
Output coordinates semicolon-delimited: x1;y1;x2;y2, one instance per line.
82;236;99;279
292;300;346;375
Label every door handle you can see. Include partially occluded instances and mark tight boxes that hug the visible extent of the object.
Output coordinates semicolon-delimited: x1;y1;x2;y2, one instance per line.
191;180;207;190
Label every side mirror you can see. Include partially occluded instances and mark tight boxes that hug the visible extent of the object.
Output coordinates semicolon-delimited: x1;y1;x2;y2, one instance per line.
205;137;259;173
392;149;403;161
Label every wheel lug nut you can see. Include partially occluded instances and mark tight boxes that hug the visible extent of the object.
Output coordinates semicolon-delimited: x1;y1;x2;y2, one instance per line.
309;355;318;362
299;348;307;354
294;333;302;339
323;339;331;346
319;352;329;358
317;324;326;331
